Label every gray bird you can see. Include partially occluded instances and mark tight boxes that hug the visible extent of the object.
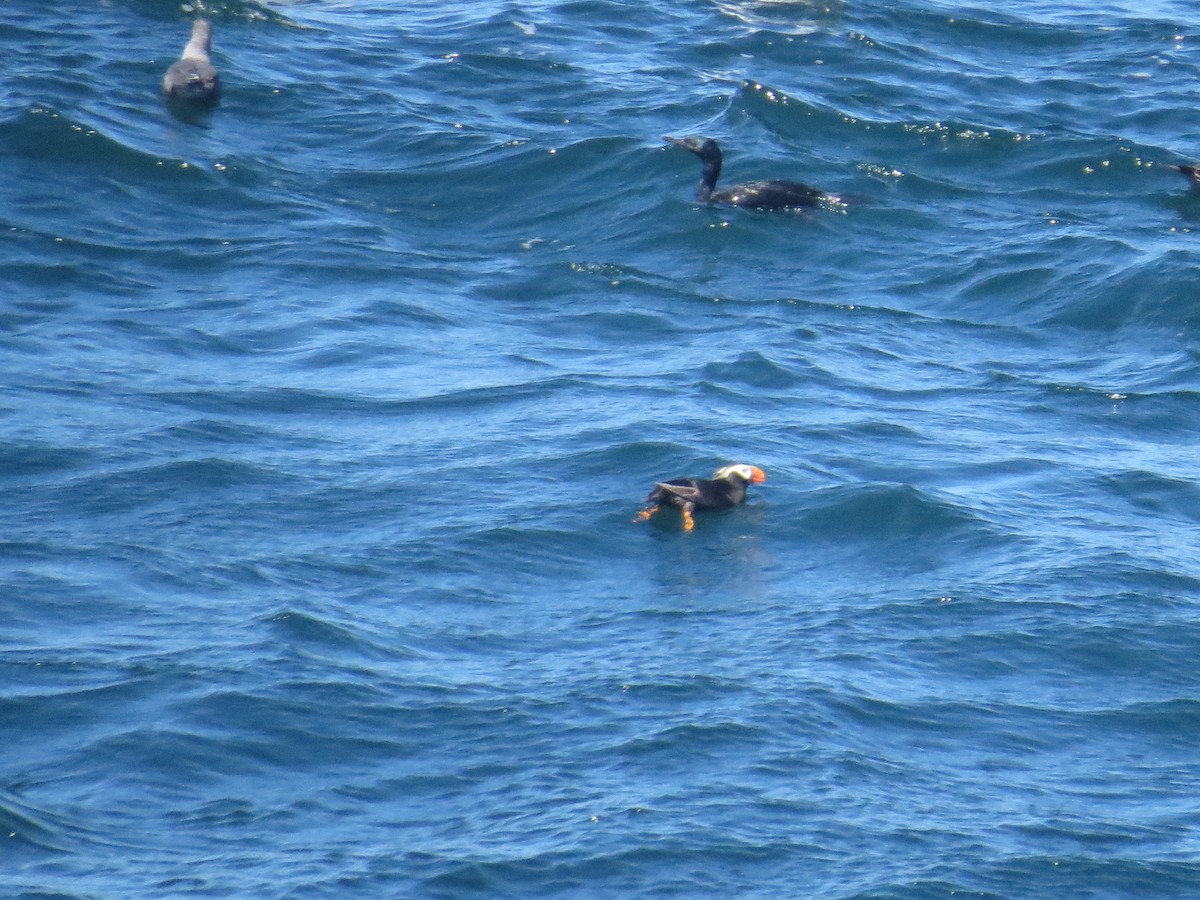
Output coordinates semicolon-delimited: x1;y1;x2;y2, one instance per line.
162;19;221;103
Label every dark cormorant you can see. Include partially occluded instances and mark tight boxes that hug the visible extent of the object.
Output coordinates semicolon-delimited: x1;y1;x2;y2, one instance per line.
634;464;767;532
162;19;221;104
1168;163;1200;189
664;135;826;210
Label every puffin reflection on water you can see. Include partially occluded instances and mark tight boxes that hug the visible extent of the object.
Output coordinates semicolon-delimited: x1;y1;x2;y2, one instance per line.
635;464;767;532
664;135;830;211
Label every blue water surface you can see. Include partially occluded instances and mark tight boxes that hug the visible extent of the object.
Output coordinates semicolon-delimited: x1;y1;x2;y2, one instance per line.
3;0;1200;896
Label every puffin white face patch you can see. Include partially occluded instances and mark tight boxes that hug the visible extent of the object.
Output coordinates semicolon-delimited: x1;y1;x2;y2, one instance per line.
712;464;765;483
715;468;753;482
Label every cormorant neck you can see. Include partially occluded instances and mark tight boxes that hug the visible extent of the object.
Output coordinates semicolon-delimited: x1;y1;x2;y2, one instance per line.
696;157;720;201
696;156;720;202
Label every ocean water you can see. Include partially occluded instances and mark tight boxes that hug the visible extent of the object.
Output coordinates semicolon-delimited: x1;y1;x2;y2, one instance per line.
3;0;1200;896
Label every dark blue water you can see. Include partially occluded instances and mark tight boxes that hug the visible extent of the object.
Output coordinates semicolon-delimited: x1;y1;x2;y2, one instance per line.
4;0;1200;896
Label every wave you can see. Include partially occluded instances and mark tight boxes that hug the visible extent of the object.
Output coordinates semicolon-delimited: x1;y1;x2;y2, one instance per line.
796;481;988;541
2;105;218;180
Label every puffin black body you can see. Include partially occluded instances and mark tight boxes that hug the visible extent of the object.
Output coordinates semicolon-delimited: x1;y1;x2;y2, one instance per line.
1169;163;1200;189
162;19;221;104
635;464;767;532
664;135;825;210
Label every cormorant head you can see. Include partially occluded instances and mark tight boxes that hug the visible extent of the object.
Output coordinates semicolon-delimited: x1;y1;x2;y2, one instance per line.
664;136;724;200
713;464;767;485
663;135;723;166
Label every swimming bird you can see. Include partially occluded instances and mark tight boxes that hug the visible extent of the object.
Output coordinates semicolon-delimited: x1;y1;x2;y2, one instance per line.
1168;163;1200;189
635;464;767;532
162;19;221;103
664;135;825;210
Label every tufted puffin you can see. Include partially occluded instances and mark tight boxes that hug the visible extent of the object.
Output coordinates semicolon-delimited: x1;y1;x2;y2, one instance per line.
634;464;767;532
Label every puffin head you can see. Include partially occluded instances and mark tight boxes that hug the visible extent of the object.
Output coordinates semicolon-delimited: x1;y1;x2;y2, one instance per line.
713;464;767;484
1171;163;1200;186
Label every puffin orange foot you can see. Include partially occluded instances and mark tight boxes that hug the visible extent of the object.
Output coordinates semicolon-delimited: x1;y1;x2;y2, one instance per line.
635;506;660;523
682;511;695;532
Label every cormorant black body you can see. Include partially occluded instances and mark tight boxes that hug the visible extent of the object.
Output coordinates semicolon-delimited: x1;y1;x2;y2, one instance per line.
664;135;825;210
